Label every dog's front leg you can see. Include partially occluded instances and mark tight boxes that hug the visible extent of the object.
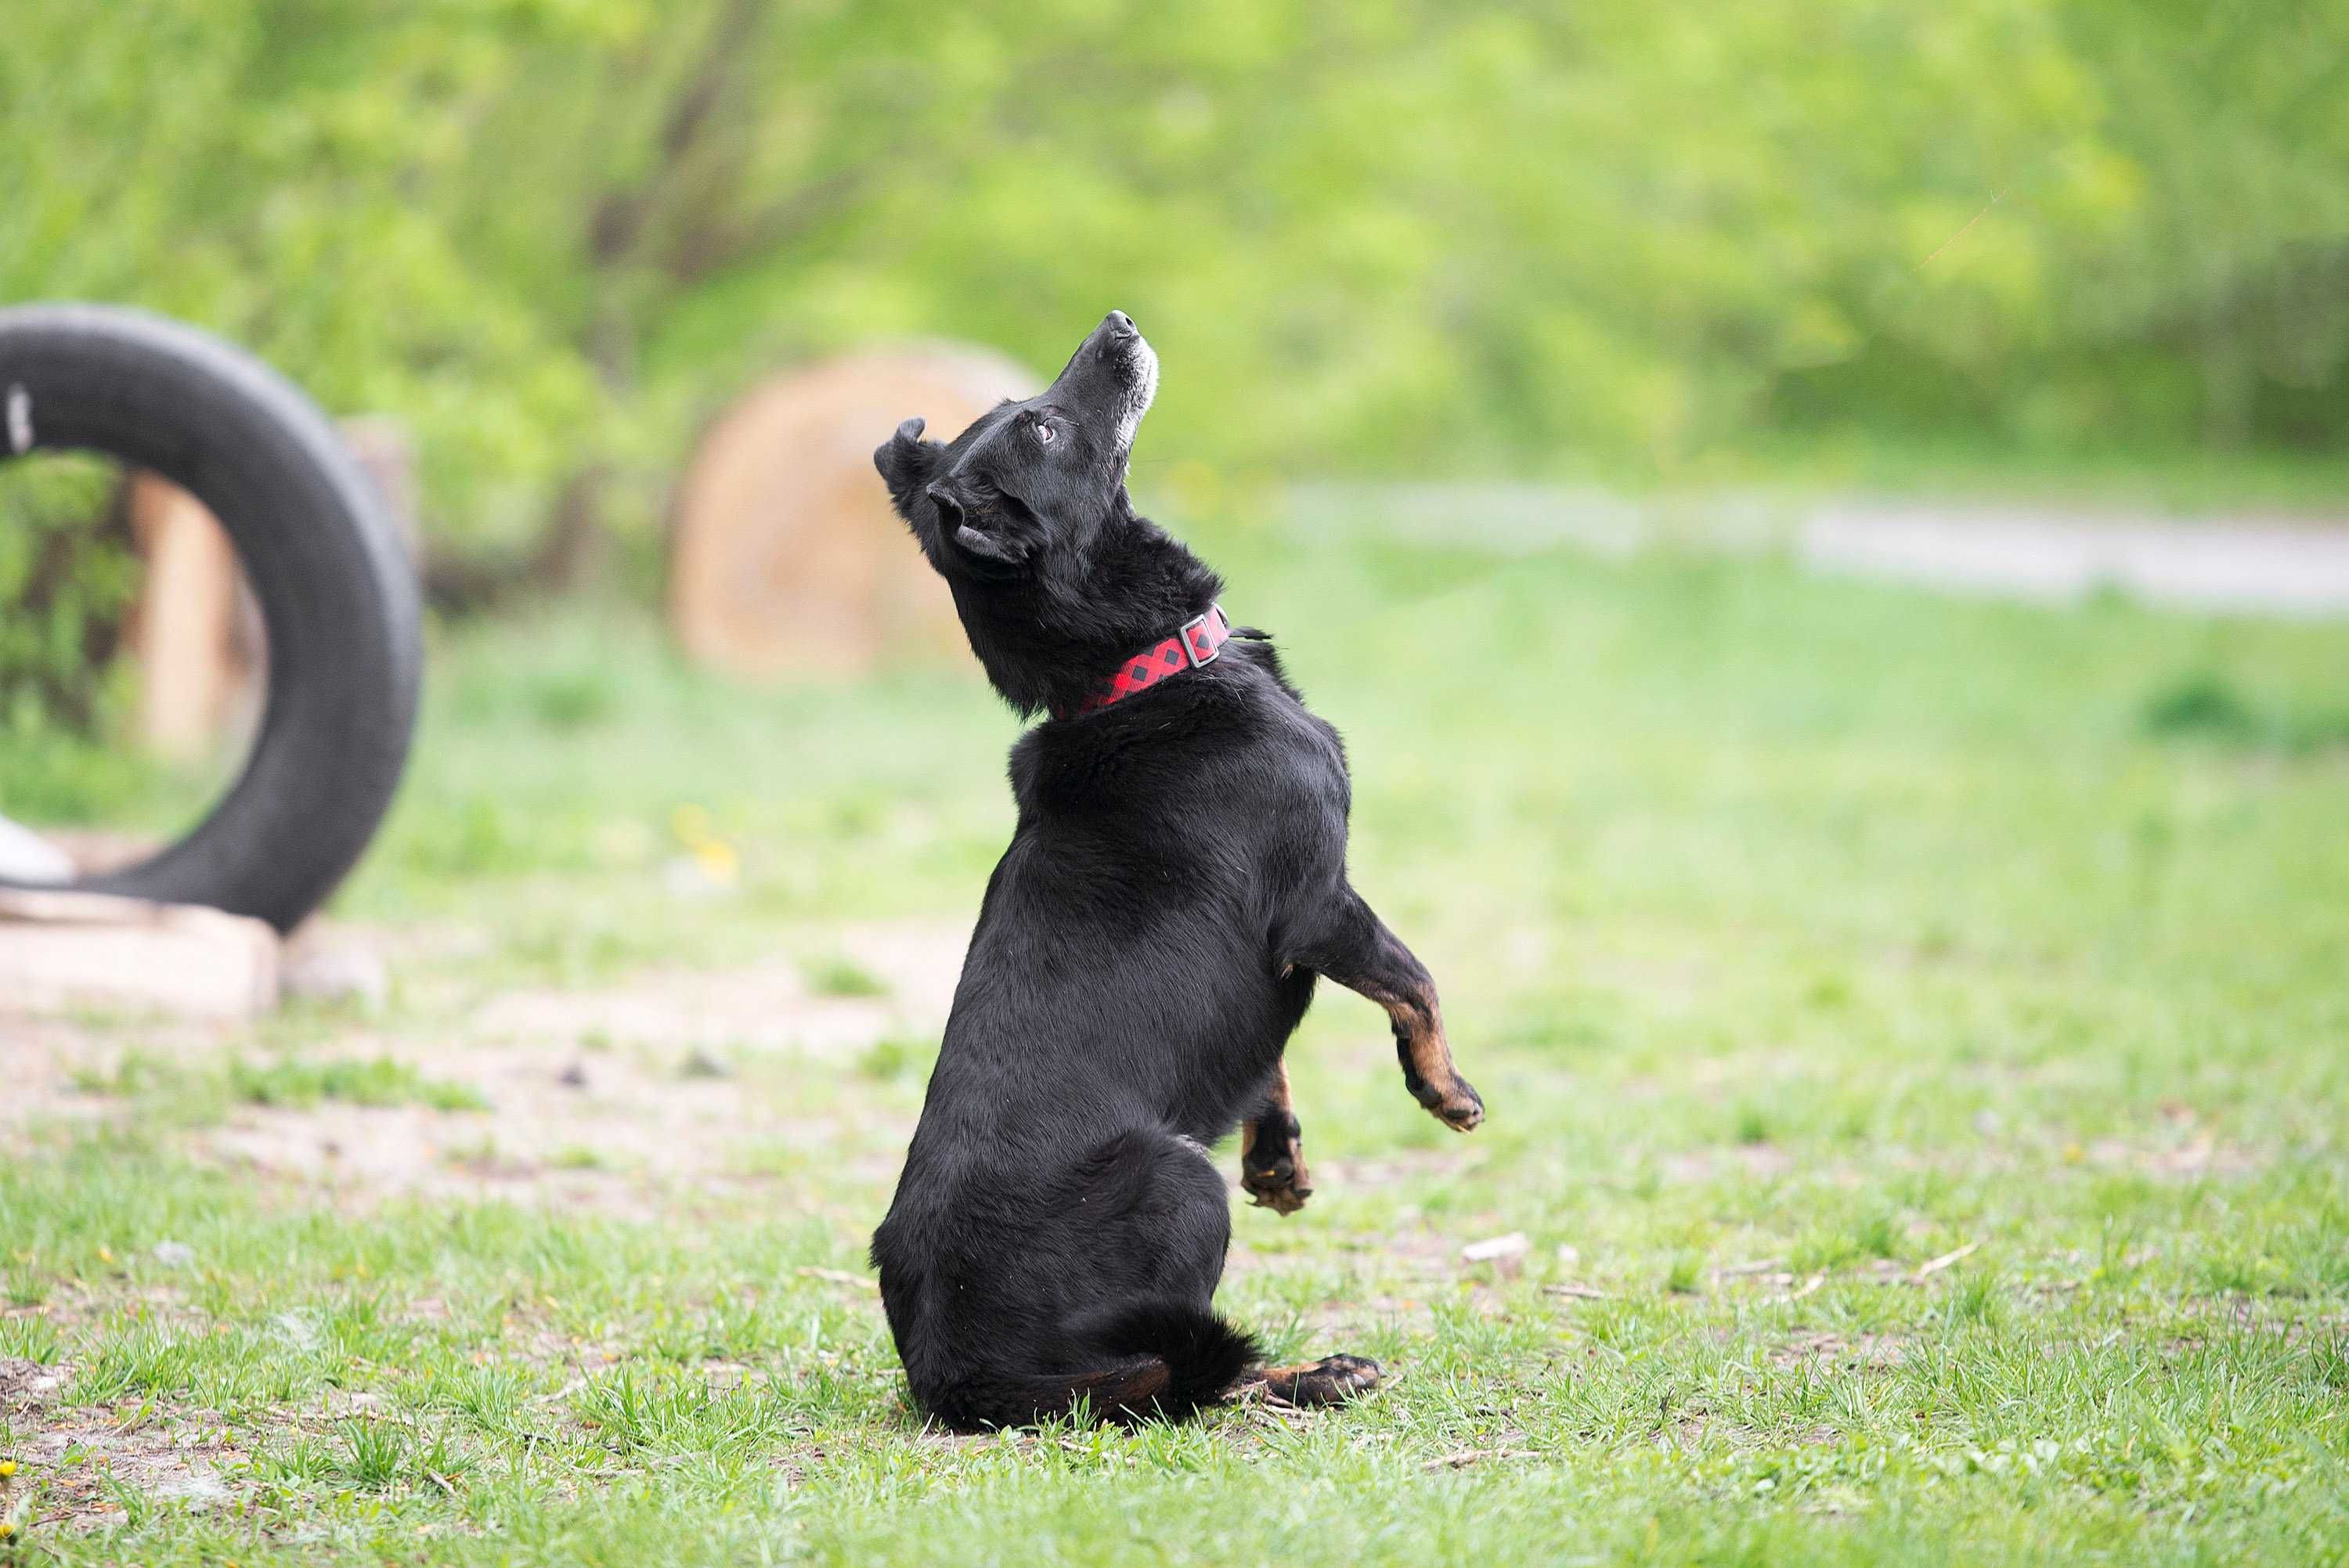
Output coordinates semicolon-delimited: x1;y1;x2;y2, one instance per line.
1239;1062;1312;1213
1295;889;1484;1132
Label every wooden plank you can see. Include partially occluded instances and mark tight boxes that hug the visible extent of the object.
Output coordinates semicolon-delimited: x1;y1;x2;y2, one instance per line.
0;889;277;1021
127;473;249;760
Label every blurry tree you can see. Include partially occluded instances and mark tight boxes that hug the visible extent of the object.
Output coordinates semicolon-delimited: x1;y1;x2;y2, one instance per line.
0;0;605;558
0;456;135;739
2;0;2344;601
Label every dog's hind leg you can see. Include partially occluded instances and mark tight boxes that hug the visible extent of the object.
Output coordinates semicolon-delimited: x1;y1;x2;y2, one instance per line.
1293;888;1484;1132
1239;1062;1312;1214
1243;1353;1383;1408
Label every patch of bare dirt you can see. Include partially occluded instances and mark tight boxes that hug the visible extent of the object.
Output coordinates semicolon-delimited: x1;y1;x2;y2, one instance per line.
0;1016;236;1143
198;1066;788;1218
474;920;968;1056
193;996;939;1214
4;919;969;1213
1770;1330;1909;1371
2081;1133;2264;1180
0;1358;245;1534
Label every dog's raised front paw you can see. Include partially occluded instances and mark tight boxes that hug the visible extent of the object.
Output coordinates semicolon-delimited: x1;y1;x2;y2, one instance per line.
1403;1068;1485;1132
1429;1076;1484;1132
1240;1113;1312;1214
1241;1143;1312;1214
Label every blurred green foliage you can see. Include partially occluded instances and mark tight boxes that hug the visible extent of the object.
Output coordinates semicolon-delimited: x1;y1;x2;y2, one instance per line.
2;0;2344;553
0;452;136;742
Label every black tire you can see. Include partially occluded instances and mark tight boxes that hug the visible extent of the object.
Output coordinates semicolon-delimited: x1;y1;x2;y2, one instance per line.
0;304;421;932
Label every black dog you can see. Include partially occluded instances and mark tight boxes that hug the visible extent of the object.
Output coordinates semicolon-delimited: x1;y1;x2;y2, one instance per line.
869;312;1483;1430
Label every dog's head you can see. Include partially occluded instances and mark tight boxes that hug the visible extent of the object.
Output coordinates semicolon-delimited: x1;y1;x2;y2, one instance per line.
875;311;1158;579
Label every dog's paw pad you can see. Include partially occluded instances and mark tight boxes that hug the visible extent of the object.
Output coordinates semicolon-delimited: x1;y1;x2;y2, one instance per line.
1255;1354;1382;1408
1420;1078;1484;1132
1241;1143;1313;1215
1243;1166;1313;1214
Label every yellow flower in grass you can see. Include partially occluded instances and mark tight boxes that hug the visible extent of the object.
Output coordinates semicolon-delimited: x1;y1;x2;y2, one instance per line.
692;837;739;885
669;802;741;885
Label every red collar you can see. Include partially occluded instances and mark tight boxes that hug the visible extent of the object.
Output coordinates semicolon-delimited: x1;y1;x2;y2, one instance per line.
1056;604;1232;719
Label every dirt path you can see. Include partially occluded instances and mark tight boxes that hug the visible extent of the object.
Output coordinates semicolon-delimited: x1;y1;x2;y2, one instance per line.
1292;485;2349;616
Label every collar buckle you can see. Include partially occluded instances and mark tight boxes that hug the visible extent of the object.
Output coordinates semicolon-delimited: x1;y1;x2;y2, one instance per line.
1178;604;1226;669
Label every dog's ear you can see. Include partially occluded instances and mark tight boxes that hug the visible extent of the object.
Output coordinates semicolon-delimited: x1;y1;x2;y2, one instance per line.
874;416;940;516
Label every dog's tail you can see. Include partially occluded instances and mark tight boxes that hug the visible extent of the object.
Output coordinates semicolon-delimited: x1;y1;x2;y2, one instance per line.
926;1299;1257;1431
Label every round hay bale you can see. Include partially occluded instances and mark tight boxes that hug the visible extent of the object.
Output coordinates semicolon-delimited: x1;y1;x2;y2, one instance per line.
667;344;1036;678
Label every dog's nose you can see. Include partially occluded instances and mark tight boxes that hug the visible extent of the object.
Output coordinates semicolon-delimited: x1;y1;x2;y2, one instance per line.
1104;310;1136;338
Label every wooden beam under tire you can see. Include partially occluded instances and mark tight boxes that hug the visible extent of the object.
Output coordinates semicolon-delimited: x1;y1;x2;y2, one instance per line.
0;889;277;1021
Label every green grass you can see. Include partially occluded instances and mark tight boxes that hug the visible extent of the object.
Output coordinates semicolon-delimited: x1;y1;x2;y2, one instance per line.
5;525;2349;1563
806;956;889;999
68;1050;489;1118
226;1054;490;1113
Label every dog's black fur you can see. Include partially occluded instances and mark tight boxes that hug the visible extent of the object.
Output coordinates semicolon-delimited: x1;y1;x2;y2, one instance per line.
869;312;1483;1430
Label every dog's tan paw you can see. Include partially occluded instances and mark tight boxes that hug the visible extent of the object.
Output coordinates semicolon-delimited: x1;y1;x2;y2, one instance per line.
1241;1144;1312;1214
1248;1354;1382;1408
1431;1078;1484;1132
1240;1115;1312;1215
1406;1072;1484;1132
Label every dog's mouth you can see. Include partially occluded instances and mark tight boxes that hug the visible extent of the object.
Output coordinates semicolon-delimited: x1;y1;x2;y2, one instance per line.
1093;315;1158;452
1110;337;1157;452
1041;311;1158;456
